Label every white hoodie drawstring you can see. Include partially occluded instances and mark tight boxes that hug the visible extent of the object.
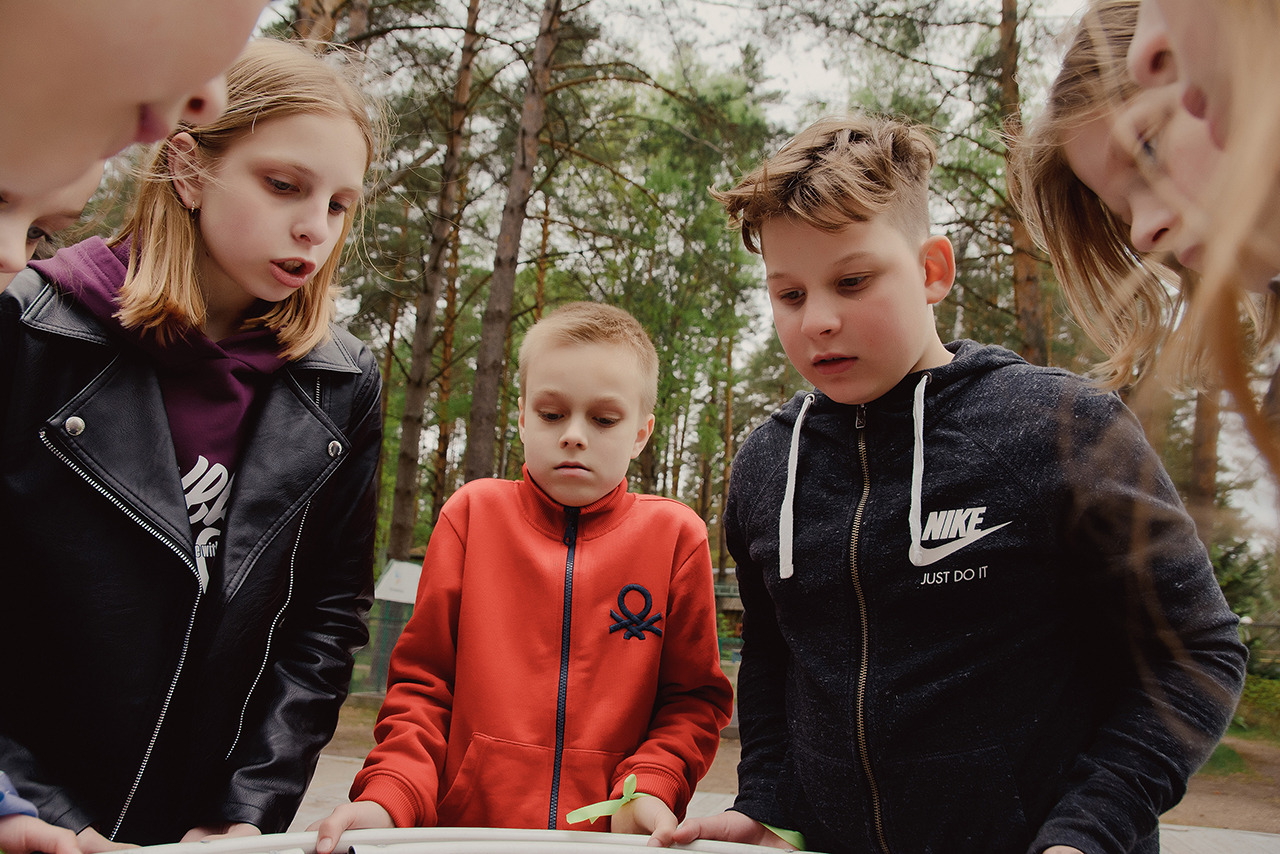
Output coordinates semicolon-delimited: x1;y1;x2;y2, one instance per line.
779;393;815;579
908;373;930;566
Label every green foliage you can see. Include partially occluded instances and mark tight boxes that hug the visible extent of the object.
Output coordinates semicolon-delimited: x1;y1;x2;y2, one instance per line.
1197;742;1249;776
1232;675;1280;742
1214;542;1280;627
230;1;1278;574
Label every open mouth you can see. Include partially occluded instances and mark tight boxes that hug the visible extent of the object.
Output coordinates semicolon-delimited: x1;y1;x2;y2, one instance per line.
277;259;311;275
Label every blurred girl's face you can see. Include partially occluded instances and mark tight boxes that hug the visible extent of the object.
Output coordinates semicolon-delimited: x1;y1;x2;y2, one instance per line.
0;0;265;199
0;162;103;289
1127;0;1231;147
1064;85;1221;272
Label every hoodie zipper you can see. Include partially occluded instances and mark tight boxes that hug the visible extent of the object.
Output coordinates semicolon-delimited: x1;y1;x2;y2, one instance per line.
39;429;202;841
224;377;321;759
847;406;891;854
548;506;581;829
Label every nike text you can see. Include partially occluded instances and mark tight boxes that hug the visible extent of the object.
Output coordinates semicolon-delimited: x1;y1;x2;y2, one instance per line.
921;565;988;586
922;507;989;541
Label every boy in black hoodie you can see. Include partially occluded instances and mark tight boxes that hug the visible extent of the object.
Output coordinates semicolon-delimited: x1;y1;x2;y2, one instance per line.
672;114;1247;854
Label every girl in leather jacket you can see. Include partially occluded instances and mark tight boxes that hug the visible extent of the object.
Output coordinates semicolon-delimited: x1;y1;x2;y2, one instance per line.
0;38;385;848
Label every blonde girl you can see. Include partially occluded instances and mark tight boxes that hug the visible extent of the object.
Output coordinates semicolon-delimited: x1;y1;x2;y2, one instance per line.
0;38;384;848
1010;0;1235;390
1128;0;1280;477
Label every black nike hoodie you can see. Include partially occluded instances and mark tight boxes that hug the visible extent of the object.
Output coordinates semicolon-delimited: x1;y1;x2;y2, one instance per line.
726;340;1246;854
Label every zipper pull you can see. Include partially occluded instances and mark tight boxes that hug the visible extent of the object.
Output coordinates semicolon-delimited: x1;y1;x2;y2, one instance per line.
563;506;580;546
856;404;867;430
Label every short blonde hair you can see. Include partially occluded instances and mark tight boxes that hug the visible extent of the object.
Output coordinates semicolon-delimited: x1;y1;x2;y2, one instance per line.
518;302;659;414
711;114;937;254
112;38;386;360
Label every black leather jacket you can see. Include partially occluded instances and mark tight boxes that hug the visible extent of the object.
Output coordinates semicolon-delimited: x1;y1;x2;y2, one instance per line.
0;270;379;844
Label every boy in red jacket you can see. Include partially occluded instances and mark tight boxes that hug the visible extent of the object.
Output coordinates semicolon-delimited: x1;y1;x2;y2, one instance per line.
314;302;733;848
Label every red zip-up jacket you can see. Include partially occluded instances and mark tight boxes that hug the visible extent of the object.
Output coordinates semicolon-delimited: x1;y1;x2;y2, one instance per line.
350;469;733;830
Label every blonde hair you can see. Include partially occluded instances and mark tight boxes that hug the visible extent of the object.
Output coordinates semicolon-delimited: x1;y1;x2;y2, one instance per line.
518;302;660;415
1011;0;1279;396
112;38;385;360
711;114;937;255
1008;0;1184;389
1180;0;1280;476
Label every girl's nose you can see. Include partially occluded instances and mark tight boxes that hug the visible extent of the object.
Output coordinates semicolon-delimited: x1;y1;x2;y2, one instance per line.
292;205;329;245
178;77;230;129
1127;3;1177;89
1129;193;1176;254
0;227;31;275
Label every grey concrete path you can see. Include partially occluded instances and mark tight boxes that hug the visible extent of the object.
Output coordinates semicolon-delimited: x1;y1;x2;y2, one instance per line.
291;755;1280;852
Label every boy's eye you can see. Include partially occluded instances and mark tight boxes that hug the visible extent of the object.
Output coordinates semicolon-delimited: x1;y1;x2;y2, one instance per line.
538;411;563;423
593;416;618;427
838;276;868;290
775;289;804;304
266;177;296;193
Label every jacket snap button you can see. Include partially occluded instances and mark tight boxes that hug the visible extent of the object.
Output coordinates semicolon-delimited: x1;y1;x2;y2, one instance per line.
328;440;343;458
64;416;86;436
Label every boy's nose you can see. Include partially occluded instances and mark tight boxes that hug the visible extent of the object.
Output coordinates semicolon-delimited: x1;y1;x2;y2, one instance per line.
559;416;588;448
800;297;841;337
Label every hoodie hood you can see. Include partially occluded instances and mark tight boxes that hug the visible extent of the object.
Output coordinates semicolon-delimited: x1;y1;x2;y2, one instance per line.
30;236;132;336
32;236;288;592
774;340;1024;579
30;236;286;372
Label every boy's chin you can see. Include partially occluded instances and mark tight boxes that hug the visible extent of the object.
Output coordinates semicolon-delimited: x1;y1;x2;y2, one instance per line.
539;478;614;509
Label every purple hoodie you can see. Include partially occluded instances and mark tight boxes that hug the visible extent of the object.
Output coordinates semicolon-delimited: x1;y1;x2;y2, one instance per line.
31;237;287;591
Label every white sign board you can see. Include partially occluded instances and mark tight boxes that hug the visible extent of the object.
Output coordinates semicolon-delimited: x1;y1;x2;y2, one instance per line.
374;559;422;605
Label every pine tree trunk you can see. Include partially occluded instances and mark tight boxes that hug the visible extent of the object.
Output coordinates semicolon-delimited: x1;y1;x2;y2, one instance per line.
1189;388;1221;543
718;331;734;578
386;0;481;558
998;0;1048;366
462;0;562;481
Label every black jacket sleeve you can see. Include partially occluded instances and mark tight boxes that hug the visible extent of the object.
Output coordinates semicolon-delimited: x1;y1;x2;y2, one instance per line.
725;434;796;831
1031;391;1248;853
213;342;381;832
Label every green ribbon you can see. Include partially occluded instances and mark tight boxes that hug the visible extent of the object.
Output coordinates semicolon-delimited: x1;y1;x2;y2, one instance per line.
761;822;806;850
565;773;650;825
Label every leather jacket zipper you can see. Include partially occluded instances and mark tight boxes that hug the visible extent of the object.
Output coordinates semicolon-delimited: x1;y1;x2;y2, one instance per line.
39;429;202;841
548;506;580;829
225;501;306;759
227;376;323;758
848;406;890;854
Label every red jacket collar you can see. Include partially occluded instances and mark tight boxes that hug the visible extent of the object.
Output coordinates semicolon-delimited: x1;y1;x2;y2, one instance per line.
518;464;636;540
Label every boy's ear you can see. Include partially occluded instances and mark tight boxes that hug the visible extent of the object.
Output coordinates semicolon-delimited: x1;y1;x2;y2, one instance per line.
516;396;527;442
168;132;205;212
920;235;956;305
631;413;656;459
